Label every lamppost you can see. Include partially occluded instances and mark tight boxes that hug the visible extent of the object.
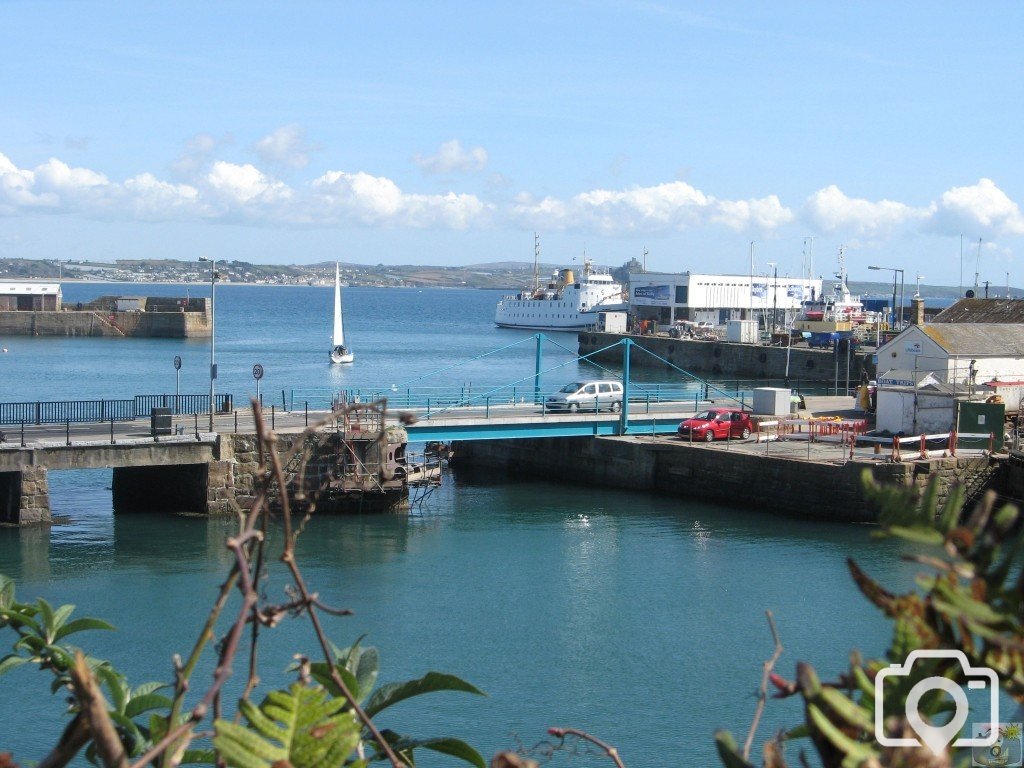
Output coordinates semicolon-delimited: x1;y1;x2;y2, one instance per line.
199;257;217;431
868;265;905;330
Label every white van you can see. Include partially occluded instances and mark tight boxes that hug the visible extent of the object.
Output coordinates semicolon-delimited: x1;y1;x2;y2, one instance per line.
546;380;624;412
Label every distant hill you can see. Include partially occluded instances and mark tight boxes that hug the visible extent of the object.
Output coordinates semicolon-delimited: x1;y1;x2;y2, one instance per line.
0;256;1008;297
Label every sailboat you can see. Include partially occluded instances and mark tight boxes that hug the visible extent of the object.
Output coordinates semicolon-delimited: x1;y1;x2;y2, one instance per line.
329;263;354;364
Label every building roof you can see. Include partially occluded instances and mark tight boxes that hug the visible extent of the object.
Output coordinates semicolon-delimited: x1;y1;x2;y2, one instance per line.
918;323;1024;356
0;282;61;294
932;298;1024;323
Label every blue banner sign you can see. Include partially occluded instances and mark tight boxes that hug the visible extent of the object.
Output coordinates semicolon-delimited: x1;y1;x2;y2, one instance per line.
633;285;671;304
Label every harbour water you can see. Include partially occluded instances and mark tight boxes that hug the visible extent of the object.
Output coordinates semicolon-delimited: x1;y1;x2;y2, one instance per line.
0;285;913;764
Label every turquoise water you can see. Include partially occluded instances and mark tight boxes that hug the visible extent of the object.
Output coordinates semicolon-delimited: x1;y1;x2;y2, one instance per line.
0;285;913;764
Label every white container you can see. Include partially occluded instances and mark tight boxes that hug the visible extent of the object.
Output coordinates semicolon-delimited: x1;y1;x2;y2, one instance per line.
752;387;792;416
597;311;627;333
727;319;759;344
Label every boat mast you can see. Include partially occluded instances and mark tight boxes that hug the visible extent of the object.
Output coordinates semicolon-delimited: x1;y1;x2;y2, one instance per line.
974;237;983;291
533;232;540;293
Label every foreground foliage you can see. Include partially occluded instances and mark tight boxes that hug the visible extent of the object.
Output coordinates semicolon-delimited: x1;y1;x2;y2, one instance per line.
715;474;1024;768
0;401;485;768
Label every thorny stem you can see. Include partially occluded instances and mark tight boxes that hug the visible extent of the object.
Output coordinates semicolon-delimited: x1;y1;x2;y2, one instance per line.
743;610;784;761
70;653;128;768
36;713;90;768
547;728;626;768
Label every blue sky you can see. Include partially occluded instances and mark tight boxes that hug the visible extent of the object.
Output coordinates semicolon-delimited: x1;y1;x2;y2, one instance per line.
2;1;1023;286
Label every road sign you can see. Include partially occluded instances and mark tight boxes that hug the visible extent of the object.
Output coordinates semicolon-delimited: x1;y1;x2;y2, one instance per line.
173;355;182;370
253;364;264;380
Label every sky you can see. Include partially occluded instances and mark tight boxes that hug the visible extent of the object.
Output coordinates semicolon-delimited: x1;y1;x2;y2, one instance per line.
1;1;1023;287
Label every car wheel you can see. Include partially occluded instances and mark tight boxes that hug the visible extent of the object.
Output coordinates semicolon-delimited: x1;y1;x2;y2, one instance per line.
611;400;621;412
704;430;715;442
741;427;750;439
570;403;580;413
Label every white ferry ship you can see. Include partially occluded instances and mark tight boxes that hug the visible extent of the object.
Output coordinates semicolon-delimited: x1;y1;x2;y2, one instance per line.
494;258;628;331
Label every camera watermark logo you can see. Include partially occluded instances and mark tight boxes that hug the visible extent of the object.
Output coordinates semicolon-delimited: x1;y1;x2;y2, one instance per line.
874;649;999;754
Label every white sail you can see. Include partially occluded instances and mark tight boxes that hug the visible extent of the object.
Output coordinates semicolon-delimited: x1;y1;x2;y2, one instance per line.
332;263;344;346
330;262;354;364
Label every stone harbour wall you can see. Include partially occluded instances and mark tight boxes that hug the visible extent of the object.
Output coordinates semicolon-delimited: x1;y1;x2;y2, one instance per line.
577;332;872;384
453;436;1001;522
0;310;211;338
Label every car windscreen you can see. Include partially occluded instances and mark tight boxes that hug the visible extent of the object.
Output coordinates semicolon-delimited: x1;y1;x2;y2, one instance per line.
559;382;585;393
692;411;714;420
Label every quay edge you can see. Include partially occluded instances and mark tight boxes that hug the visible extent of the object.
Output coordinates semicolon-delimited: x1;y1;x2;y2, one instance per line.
578;331;871;383
450;435;1006;523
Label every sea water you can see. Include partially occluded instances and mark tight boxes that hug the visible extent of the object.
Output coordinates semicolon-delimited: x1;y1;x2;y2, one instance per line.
0;284;912;764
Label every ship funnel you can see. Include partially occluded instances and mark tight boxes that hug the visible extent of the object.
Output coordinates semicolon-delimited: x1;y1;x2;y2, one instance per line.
560;269;575;285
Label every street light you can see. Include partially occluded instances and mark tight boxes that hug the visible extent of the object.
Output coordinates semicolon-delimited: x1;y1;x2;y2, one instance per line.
199;257;217;431
767;262;778;332
868;265;905;330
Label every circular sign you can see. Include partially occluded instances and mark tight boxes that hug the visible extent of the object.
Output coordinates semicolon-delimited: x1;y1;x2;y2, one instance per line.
173;355;182;370
253;363;264;381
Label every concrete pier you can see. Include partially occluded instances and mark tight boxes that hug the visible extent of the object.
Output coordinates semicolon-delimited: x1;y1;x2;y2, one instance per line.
0;297;211;338
452;435;1003;522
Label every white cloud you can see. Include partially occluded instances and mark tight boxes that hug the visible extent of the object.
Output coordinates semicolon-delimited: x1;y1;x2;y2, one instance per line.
205;161;292;206
171;133;232;179
122;173;202;219
510;181;792;234
802;185;921;236
253;124;318;170
413;140;488;175
311;170;487;228
928;178;1024;236
710;195;793;230
2;147;1022;250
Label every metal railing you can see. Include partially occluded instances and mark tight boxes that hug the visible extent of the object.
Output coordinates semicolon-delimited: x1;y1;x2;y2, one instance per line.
0;393;234;425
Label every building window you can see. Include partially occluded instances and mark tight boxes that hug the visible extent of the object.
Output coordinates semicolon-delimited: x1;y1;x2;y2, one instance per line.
675;286;688;304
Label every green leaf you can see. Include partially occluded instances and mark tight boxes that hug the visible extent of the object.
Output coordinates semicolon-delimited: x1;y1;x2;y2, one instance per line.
37;597;56;638
214;683;360;768
353;646;379;701
131;681;170;699
109;711;146;756
817;686;873;731
807;702;879;765
52;603;75;633
884;525;945;547
309;661;361;703
215;721;283;768
54;617;116;641
97;665;129;715
364;673;485;718
713;730;754;768
409;741;485;768
125;693;174;719
2;609;42;636
0;574;15;609
0;654;28;676
180;749;217;765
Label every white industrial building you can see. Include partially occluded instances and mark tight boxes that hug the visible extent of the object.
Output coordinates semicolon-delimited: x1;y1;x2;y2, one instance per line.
874;323;1024;434
0;282;62;311
628;271;822;327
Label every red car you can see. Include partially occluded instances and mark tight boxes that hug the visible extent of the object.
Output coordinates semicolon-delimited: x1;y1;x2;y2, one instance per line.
677;408;753;442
